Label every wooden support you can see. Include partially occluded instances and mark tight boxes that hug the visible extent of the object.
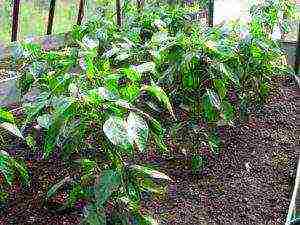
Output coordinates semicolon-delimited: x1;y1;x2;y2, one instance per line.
47;0;56;35
208;0;214;28
11;0;21;42
116;0;122;27
77;0;85;25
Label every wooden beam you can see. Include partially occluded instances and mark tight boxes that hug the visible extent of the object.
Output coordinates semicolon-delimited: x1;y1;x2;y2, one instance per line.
47;0;56;35
116;0;122;27
208;0;214;28
77;0;85;25
11;0;21;42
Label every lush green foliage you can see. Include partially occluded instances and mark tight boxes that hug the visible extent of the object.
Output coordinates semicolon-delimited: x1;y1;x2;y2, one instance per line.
1;0;295;224
0;108;29;189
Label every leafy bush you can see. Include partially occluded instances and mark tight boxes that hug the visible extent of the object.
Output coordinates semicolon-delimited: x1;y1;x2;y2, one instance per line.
0;108;29;189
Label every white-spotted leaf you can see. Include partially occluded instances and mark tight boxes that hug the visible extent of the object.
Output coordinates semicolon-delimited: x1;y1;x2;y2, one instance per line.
0;122;24;139
130;165;172;181
103;116;130;147
37;114;52;129
127;112;149;152
207;89;221;110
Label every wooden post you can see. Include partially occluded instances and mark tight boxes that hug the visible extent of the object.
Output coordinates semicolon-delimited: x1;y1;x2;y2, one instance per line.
295;23;300;75
47;0;56;35
11;0;21;42
77;0;85;25
116;0;122;27
208;0;214;28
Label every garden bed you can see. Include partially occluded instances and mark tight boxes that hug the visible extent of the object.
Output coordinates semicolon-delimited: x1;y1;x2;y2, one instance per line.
0;1;298;225
0;76;297;225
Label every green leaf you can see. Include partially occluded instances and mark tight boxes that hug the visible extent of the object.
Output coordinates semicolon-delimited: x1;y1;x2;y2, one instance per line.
135;214;159;225
121;67;141;82
259;81;269;99
13;160;30;186
96;87;118;101
216;63;239;86
37;114;53;129
127;112;149;152
221;101;234;122
202;92;219;122
0;151;29;187
103;116;131;147
95;170;121;207
115;52;131;62
138;178;166;194
120;85;140;102
206;89;221;110
0;108;14;124
83;204;106;225
148;118;164;136
208;132;221;155
127;182;140;204
0;122;24;139
142;84;175;119
118;196;139;212
129;165;172;181
213;79;227;100
142;215;159;225
0;151;14;186
152;132;168;153
24;92;50;123
86;87;118;104
84;54;96;80
132;62;155;74
82;35;99;49
43;98;75;159
191;154;204;173
47;176;72;199
79;159;97;174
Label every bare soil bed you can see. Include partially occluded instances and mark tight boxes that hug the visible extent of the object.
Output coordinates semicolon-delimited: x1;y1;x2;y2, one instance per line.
0;76;297;225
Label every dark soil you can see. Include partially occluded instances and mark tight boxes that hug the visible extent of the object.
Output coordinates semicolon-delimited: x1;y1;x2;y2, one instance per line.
139;76;297;225
0;76;297;225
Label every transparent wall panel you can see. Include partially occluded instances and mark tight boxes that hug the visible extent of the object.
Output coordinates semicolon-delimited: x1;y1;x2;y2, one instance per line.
52;0;77;34
0;1;12;44
19;0;48;40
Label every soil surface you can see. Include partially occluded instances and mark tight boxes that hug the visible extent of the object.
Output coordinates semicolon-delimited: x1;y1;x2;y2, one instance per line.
140;76;297;225
0;76;297;225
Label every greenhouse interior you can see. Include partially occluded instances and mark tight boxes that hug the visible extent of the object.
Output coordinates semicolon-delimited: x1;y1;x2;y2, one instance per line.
0;0;300;225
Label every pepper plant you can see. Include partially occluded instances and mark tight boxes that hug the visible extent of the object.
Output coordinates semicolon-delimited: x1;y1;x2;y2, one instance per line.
0;107;30;201
13;11;175;223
